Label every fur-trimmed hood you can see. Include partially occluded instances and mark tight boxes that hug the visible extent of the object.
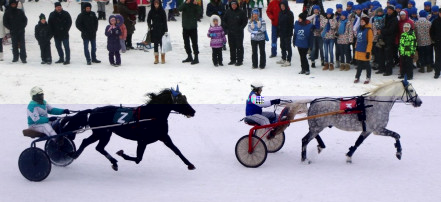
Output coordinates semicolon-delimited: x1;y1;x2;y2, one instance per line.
210;14;222;26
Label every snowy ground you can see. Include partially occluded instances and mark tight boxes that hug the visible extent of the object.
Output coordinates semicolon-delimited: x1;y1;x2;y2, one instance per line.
1;0;440;202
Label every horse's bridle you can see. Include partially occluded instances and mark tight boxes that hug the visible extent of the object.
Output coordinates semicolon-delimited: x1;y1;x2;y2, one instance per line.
401;81;419;106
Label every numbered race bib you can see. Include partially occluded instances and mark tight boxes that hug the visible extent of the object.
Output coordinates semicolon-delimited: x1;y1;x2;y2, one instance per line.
113;108;135;124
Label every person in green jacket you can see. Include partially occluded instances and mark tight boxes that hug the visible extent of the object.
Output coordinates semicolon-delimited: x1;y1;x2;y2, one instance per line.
27;86;70;137
179;0;202;64
399;22;417;80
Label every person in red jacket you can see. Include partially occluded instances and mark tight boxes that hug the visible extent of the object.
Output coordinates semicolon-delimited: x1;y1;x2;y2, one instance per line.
266;0;281;58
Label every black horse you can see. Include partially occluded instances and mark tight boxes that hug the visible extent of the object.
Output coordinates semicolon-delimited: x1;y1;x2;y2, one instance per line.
69;87;196;171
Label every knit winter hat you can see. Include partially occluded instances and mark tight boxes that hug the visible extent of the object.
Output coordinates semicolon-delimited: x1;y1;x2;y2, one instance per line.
39;13;46;20
83;2;92;9
54;2;61;8
312;5;320;11
403;23;411;29
341;11;349;18
252;9;259;15
400;11;406;16
395;4;402;10
354;5;362;11
419;10;428;18
386;6;395;11
388;0;397;6
336;4;343;9
408;0;415;7
372;1;381;7
424;2;432;8
230;0;238;5
347;1;354;7
433;6;440;13
408;8;417;16
9;0;17;5
326;8;334;15
375;7;384;15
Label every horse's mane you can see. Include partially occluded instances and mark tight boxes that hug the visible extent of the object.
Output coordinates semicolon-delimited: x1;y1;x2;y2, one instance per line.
145;89;173;104
366;80;401;96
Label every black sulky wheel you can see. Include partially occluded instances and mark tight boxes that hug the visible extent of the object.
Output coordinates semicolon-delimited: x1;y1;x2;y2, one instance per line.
44;137;76;167
235;135;267;168
18;147;51;182
258;129;285;153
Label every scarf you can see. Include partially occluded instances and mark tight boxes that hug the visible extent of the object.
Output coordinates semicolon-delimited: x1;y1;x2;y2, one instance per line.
321;20;330;37
315;15;320;29
338;19;348;35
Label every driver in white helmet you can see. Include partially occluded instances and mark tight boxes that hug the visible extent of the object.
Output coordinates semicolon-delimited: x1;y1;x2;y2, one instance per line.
245;81;281;126
27;86;70;136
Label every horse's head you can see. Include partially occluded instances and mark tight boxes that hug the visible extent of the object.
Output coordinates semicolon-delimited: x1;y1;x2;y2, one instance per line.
401;77;422;107
170;85;196;118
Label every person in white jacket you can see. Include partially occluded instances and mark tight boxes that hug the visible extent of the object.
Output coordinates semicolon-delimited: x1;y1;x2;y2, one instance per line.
0;9;8;61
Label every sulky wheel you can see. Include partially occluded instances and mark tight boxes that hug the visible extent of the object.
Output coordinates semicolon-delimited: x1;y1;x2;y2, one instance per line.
235;135;267;168
18;147;52;182
261;131;285;153
44;136;76;167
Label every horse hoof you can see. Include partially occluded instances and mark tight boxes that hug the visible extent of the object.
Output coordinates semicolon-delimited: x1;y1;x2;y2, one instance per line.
317;145;325;154
116;150;124;156
301;159;311;165
188;164;196;170
396;152;402;160
346;156;352;164
112;164;118;171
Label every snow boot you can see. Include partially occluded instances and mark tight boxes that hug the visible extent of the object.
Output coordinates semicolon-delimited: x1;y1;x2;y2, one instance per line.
323;63;329;70
154;52;159;64
182;54;193;63
418;67;425;73
329;63;334;71
276;59;286;64
281;61;291;67
191;54;199;65
339;63;345;71
427;65;433;73
161;53;165;64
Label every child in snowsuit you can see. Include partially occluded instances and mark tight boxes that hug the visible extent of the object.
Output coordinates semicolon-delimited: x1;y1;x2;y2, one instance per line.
116;15;127;53
399;23;417;80
34;13;53;64
27;86;69;137
208;15;226;66
294;12;314;75
105;15;122;66
247;9;266;69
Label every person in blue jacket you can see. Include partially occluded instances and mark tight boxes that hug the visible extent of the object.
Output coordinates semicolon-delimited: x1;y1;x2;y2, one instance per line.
27;86;70;137
294;12;314;75
245;82;281;127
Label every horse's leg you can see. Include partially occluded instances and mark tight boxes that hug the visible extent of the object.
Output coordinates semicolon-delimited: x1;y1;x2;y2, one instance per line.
346;131;371;163
161;135;195;170
95;132;119;171
375;128;402;160
315;135;326;153
301;131;317;163
70;132;100;159
116;141;148;164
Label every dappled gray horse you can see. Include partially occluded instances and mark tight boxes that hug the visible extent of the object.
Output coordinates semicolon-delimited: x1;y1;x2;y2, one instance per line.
301;79;422;163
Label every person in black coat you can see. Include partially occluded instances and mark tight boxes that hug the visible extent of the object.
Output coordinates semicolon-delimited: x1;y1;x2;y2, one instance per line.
3;0;27;63
35;14;53;64
206;0;225;18
49;2;72;65
147;0;168;64
380;6;398;76
223;0;247;66
430;11;441;79
76;2;100;65
277;0;293;66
